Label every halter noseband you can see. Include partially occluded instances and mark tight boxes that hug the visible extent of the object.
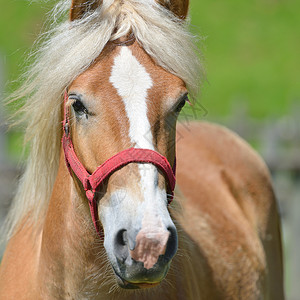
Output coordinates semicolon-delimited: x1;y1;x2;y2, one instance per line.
62;91;176;240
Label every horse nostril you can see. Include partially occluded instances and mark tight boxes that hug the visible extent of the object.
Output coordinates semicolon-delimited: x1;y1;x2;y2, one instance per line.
114;229;130;263
164;226;178;261
116;229;127;247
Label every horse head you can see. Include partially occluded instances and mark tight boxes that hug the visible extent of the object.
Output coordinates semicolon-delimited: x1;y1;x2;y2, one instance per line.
66;0;190;289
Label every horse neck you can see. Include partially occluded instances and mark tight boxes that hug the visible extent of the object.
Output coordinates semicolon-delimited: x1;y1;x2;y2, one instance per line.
38;150;109;298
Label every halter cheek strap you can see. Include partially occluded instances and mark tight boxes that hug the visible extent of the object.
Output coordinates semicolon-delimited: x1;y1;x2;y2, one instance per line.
62;91;176;240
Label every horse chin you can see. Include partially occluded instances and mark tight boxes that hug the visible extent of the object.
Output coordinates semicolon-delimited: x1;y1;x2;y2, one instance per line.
112;260;170;290
115;275;161;290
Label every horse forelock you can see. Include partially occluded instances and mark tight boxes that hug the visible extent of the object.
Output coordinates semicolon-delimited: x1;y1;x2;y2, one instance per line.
4;0;203;239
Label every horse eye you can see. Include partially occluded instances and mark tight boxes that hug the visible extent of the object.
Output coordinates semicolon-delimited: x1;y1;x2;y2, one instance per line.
71;99;88;116
175;94;188;113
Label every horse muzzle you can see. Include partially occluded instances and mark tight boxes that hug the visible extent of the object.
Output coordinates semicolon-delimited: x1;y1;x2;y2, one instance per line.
110;225;178;289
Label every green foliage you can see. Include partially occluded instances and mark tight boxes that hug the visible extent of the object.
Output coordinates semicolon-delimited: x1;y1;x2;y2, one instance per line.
189;0;300;119
0;1;50;88
0;1;50;161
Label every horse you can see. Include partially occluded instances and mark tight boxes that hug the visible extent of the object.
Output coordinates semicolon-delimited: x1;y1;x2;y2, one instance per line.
0;0;284;299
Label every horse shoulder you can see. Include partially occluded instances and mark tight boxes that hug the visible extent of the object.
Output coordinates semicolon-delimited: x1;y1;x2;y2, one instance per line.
0;220;42;299
174;121;284;299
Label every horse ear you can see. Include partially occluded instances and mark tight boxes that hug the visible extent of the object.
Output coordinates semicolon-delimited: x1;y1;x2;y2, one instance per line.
157;0;189;19
70;0;102;21
70;1;189;21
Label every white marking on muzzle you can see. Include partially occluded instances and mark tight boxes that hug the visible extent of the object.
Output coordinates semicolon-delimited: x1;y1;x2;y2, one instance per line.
109;48;171;269
130;210;170;269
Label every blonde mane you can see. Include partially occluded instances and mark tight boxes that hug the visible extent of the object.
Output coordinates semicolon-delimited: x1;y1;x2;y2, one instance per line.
4;0;203;239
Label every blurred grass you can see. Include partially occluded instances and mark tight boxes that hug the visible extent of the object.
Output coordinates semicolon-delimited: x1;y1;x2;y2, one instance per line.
190;0;299;119
0;0;50;87
0;0;299;160
0;0;50;161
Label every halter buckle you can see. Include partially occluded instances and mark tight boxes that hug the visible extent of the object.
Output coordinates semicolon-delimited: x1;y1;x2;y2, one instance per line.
86;190;95;203
64;122;69;137
83;176;92;191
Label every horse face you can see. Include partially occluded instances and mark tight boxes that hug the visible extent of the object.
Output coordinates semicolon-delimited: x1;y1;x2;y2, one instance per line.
68;41;187;288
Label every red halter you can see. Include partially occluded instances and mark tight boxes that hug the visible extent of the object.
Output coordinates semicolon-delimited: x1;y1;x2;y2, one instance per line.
62;91;176;239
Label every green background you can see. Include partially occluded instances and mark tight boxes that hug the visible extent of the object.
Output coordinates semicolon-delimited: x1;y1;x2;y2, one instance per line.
190;1;299;119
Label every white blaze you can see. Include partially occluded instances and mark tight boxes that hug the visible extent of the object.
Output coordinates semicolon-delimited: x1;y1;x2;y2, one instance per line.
110;47;154;150
110;47;159;199
104;48;173;269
